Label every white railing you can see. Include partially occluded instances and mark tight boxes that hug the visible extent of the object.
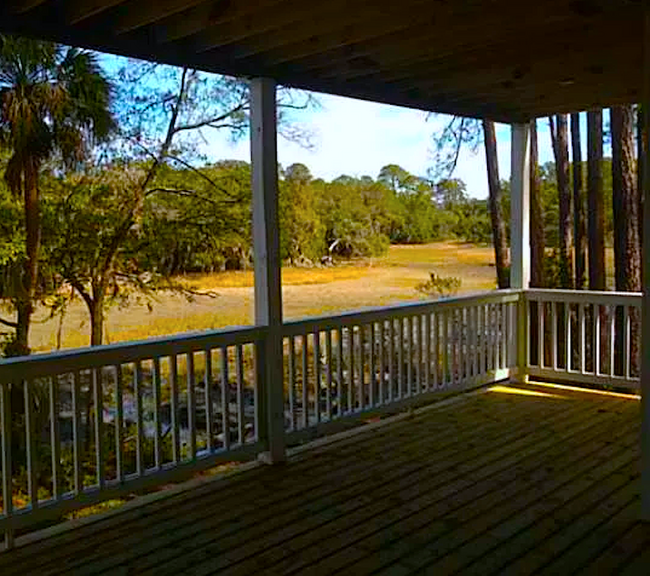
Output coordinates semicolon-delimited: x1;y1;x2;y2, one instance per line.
0;326;265;549
1;286;642;549
525;289;642;389
282;290;520;441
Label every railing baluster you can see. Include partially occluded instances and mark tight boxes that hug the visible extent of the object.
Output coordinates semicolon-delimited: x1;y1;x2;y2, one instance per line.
405;316;412;397
424;313;431;390
236;344;245;445
625;306;631;381
551;302;558;371
325;330;333;418
348;326;355;411
464;308;471;378
369;323;375;407
153;357;163;466
414;316;421;395
357;326;364;410
24;379;37;510
72;372;82;494
565;302;571;371
313;330;321;422
397;318;404;398
593;305;600;374
337;328;344;415
169;355;180;462
204;350;213;453
302;332;309;426
609;306;615;377
378;320;385;404
388;319;394;401
476;306;483;377
441;311;447;385
93;369;104;488
470;307;477;377
288;336;296;430
1;382;13;549
579;303;586;375
134;361;144;476
49;377;61;499
221;346;230;451
186;353;196;461
537;299;544;368
114;365;124;483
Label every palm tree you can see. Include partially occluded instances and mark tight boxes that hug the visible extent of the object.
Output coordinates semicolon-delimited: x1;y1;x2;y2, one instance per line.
0;35;113;355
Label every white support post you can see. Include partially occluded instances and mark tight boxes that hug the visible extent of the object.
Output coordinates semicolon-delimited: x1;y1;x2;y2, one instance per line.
640;7;650;520
510;123;531;384
250;77;286;463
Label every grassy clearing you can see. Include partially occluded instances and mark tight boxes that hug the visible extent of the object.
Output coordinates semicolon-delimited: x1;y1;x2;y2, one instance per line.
181;265;372;290
29;242;500;352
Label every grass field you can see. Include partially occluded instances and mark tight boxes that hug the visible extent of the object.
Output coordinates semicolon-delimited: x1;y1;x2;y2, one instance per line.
28;242;501;352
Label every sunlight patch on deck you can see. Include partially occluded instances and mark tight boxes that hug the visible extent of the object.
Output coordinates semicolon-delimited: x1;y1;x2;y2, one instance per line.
487;385;564;398
530;381;641;400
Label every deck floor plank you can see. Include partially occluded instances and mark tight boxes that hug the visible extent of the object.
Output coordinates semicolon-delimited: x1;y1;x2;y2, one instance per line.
0;383;642;576
42;393;574;575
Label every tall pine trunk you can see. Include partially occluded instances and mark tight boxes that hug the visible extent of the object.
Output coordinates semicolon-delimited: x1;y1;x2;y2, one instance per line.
529;119;545;366
553;115;572;368
555;114;573;289
611;105;641;375
587;109;607;373
587;110;606;290
530;119;545;288
571;113;586;290
482;119;509;288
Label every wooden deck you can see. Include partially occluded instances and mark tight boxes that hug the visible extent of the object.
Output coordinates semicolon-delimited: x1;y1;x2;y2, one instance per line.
0;383;646;575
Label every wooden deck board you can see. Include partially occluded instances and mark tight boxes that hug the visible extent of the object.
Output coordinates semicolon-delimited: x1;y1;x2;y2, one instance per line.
0;383;643;576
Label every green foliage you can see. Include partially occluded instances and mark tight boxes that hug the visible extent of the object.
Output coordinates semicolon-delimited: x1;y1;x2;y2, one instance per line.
416;272;462;298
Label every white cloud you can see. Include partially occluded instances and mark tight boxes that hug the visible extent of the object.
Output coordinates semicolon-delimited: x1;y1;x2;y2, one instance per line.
204;91;558;199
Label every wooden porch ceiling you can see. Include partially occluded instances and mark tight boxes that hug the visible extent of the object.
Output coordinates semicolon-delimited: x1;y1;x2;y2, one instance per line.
0;384;644;575
0;0;646;123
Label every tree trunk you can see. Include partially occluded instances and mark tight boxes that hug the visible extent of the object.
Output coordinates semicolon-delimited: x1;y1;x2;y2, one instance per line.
14;157;41;356
571;113;586;290
587;110;606;291
555;114;573;290
611;105;641;375
482;119;509;289
88;287;104;347
529;119;545;366
530;119;545;288
637;105;645;255
587;109;607;373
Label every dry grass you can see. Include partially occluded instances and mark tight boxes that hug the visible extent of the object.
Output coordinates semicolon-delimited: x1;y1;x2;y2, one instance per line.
181;265;372;290
29;242;501;352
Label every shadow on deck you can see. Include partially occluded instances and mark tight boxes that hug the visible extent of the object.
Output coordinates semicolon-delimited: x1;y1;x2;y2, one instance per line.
0;383;646;575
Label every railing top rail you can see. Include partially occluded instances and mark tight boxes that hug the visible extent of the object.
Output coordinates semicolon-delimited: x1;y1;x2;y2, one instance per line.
282;289;521;335
0;324;265;380
525;288;642;306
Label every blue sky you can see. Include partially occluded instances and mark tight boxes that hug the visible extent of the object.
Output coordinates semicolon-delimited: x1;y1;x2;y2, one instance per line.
205;92;560;199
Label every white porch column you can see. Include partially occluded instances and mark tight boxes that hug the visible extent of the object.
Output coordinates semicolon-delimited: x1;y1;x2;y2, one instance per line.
510;123;531;383
640;8;650;520
250;77;286;463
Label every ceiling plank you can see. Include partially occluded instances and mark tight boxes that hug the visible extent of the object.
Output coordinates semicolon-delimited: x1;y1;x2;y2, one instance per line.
114;0;209;35
7;0;49;14
154;0;289;44
66;0;128;25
